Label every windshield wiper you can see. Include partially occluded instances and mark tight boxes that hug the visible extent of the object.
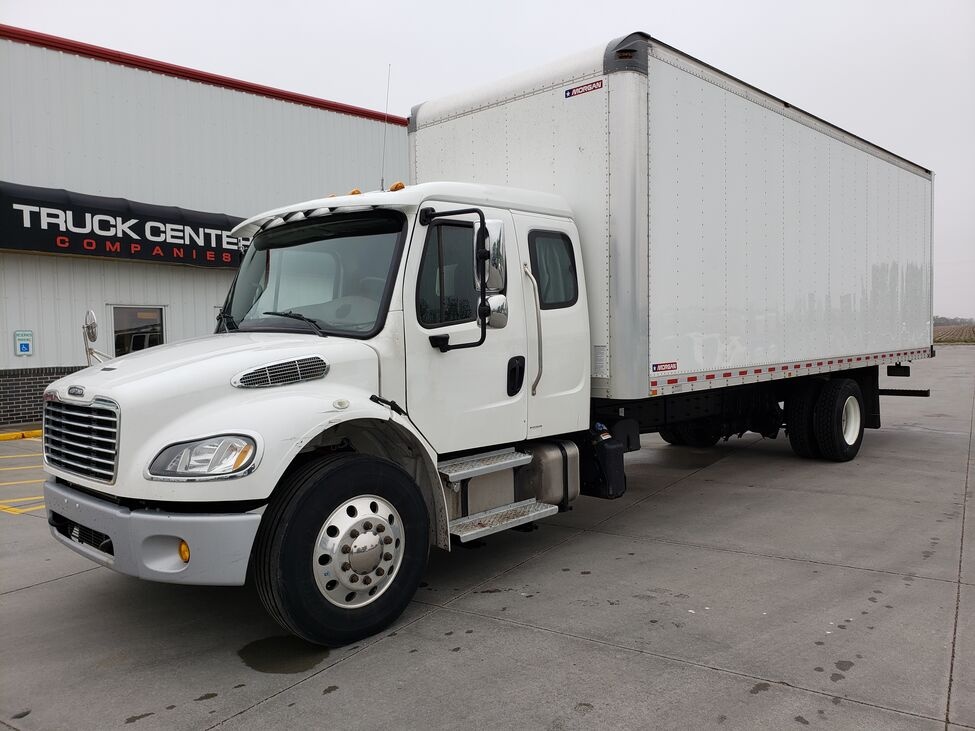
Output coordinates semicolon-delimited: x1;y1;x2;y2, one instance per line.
263;310;328;337
216;309;238;331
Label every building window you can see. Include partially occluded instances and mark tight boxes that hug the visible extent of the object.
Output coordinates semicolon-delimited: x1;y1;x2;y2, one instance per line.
528;231;578;309
416;223;477;327
113;306;164;356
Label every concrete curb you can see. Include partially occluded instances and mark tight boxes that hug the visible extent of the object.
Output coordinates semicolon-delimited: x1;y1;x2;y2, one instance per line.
0;429;42;441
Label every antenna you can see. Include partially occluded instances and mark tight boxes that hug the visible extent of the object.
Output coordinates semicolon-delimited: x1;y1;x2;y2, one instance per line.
380;63;391;191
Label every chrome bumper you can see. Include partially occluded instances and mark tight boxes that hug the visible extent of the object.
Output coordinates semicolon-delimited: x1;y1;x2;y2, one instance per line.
43;480;263;586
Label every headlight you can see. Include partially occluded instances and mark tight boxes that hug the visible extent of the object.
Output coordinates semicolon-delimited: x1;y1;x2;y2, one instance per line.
149;435;256;478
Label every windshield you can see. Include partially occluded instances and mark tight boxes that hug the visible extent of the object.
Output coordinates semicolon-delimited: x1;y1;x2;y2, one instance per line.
226;211;406;338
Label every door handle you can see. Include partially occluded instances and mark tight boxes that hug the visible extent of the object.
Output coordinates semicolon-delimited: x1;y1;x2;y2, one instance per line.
523;263;543;395
507;356;526;397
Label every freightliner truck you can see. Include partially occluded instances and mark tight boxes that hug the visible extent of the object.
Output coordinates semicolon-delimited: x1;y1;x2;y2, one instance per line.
42;33;933;646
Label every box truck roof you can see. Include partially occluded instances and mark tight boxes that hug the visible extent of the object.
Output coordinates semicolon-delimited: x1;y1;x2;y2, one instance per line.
411;31;930;178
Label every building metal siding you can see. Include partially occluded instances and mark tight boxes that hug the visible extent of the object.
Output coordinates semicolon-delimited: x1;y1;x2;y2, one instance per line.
1;38;409;215
0;251;235;369
0;32;410;402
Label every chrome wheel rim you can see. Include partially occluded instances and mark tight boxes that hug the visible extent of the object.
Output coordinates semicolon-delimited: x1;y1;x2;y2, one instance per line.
841;396;861;445
313;495;405;609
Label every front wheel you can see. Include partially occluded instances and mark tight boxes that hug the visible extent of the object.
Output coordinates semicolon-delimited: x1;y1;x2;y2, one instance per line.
254;454;429;646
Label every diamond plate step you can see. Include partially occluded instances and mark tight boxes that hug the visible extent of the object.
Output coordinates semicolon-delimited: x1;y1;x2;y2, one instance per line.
449;499;558;543
437;448;533;483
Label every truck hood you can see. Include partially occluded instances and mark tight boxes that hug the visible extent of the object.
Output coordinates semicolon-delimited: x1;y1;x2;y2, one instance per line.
46;332;380;407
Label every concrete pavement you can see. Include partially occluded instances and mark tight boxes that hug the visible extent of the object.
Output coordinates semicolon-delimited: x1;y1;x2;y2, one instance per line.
1;346;971;730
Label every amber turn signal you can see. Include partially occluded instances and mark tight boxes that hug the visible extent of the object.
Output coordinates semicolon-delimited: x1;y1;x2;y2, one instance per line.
178;539;191;563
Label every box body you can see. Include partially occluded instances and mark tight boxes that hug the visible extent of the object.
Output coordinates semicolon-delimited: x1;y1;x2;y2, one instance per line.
410;34;933;399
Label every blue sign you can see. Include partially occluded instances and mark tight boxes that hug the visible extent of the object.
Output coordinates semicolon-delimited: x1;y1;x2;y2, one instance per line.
14;330;33;357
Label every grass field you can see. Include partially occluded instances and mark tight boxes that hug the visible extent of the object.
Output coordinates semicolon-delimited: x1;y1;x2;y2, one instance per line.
934;324;975;343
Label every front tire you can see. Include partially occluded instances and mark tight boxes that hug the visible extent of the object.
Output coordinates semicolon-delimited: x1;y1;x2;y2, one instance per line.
254;454;429;646
813;379;865;462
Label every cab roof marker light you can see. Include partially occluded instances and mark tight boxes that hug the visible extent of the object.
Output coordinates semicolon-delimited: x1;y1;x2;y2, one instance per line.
348;188;362;195
389;181;406;191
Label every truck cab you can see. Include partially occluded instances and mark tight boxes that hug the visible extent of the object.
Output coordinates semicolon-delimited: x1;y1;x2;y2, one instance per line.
43;182;599;646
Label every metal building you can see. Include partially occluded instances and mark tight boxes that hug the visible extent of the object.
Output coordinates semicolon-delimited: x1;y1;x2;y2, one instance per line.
0;24;408;424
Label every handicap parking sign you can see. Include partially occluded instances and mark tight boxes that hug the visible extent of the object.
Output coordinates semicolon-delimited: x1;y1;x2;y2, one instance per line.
14;330;33;357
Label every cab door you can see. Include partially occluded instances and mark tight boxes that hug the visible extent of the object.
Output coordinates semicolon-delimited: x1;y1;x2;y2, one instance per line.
511;213;590;437
403;205;529;455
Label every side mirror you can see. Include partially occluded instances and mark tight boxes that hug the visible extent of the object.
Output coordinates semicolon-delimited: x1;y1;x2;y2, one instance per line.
484;294;508;329
474;220;505;293
84;309;98;343
81;309;112;366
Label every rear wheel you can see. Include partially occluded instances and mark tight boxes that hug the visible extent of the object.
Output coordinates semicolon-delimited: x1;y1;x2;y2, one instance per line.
678;421;721;448
786;380;823;458
813;379;864;462
254;454;429;646
658;428;686;446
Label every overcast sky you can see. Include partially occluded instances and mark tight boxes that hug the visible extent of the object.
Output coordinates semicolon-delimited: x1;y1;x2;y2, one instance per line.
2;0;972;316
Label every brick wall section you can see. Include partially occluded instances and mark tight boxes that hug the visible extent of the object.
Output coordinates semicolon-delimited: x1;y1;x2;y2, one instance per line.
0;367;85;426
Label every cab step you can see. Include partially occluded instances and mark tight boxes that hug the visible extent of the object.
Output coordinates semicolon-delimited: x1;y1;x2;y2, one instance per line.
448;499;557;543
437;448;533;484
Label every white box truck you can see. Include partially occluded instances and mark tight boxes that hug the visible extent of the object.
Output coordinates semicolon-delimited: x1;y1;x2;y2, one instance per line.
42;33;933;645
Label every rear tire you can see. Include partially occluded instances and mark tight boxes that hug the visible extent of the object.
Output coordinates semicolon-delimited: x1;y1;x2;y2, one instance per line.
678;421;721;448
786;380;823;458
254;453;429;646
658;428;686;446
813;379;865;462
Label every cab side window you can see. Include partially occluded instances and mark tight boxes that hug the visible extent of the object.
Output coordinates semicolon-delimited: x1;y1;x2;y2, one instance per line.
528;230;578;309
416;223;477;327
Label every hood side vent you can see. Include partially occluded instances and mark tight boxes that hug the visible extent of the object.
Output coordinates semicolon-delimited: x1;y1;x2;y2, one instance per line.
233;356;329;388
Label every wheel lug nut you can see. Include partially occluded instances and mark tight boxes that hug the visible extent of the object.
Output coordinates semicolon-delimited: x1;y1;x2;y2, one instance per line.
341;545;351;554
383;552;392;561
350;529;360;539
376;524;385;533
341;562;351;572
363;521;373;531
349;574;359;583
362;576;372;585
383;536;393;545
375;567;385;577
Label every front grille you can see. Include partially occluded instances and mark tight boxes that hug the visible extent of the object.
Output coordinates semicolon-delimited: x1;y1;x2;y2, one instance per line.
49;512;114;555
234;356;329;388
44;397;119;483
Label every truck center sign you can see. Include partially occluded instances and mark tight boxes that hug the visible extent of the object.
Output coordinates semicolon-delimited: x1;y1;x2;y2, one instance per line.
0;181;248;269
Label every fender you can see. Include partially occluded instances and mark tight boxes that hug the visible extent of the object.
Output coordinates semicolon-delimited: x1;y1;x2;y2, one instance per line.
279;390;451;550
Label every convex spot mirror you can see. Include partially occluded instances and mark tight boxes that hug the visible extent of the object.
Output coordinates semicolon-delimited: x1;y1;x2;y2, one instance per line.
84;309;98;343
474;220;505;293
484;294;508;329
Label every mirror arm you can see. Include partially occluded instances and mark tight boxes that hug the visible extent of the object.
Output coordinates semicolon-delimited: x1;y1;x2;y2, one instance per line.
420;207;490;353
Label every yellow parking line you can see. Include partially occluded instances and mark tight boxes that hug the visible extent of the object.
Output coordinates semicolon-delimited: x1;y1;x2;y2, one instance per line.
0;465;42;472
0;453;42;459
0;496;44;503
0;504;45;515
0;479;45;487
